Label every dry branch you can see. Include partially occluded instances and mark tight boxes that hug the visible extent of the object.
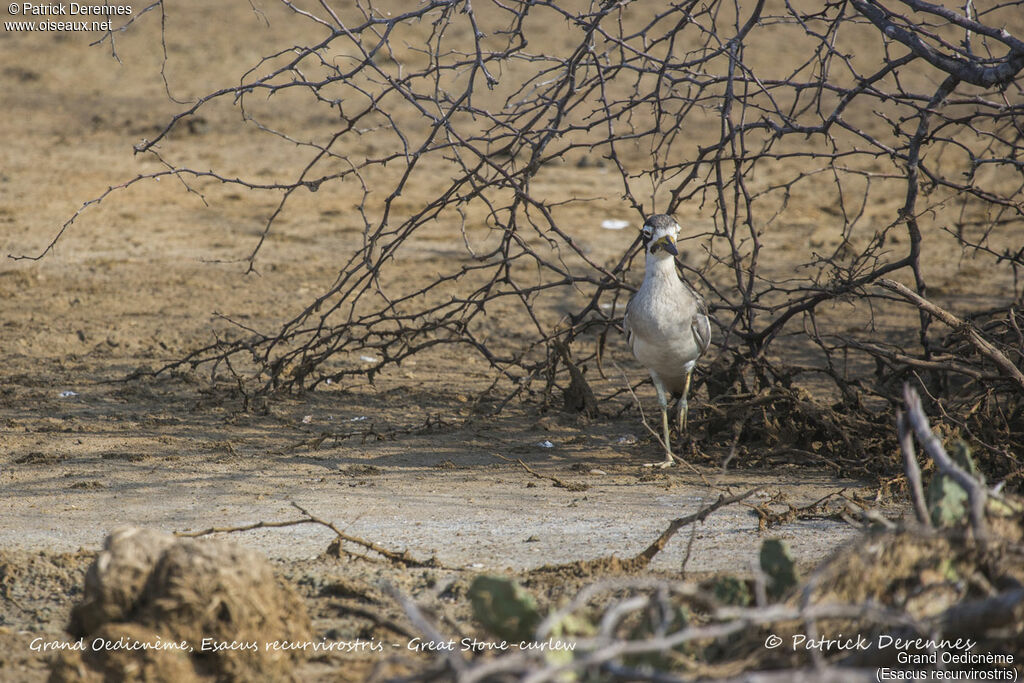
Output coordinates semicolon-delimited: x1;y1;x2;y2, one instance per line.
842;587;1024;667
933;587;1024;639
880;279;1024;394
384;582;469;676
328;601;417;641
901;384;988;539
851;0;1024;87
751;489;850;531
14;0;1024;482
456;588;915;682
530;487;761;577
896;409;932;529
632;488;762;568
492;453;589;492
175;501;441;568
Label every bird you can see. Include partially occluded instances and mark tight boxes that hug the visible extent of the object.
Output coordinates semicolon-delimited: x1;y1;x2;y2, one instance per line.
623;214;712;467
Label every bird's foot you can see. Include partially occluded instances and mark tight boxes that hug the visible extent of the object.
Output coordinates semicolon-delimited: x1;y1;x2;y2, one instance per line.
643;453;678;469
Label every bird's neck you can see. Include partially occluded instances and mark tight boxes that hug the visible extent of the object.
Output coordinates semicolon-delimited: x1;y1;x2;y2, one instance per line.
644;254;677;282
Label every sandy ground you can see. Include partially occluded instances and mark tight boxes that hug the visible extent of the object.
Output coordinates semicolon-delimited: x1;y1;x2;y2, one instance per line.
6;0;1018;680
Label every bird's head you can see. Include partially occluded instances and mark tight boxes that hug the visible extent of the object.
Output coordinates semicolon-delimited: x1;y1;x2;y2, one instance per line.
641;214;680;258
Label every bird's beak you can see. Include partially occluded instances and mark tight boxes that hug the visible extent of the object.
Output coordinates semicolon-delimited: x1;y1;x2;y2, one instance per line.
650;235;678;256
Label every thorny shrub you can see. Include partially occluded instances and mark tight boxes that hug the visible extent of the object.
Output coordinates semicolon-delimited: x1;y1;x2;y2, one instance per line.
16;0;1024;485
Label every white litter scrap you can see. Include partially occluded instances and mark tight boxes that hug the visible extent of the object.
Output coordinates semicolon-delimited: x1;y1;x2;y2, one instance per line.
59;390;79;398
350;416;368;422
537;440;555;448
301;415;313;424
601;219;629;230
359;355;378;363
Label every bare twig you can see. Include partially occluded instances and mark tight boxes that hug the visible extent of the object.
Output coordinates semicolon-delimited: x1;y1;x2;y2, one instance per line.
851;0;1024;87
897;408;933;528
383;582;468;675
632;488;762;568
493;453;589;492
175;501;442;567
328;601;417;640
901;384;988;539
880;279;1024;394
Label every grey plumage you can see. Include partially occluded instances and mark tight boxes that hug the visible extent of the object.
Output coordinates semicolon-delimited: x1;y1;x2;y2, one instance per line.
623;214;711;467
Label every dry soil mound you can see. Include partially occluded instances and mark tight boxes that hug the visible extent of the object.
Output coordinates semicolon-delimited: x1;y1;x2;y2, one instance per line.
50;527;311;682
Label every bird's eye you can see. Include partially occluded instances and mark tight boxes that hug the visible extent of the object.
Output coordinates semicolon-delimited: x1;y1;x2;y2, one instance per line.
641;226;653;244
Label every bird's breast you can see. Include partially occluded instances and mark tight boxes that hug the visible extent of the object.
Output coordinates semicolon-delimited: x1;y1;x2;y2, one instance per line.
626;280;704;387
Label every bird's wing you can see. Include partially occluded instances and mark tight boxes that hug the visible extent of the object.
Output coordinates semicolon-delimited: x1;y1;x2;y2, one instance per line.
622;296;636;350
692;308;712;356
676;268;712;356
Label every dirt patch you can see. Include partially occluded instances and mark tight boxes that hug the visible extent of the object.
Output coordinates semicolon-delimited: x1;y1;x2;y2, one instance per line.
0;550;92;681
14;452;69;465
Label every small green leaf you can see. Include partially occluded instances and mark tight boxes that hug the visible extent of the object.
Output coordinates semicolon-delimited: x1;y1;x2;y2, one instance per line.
927;440;980;528
927;472;968;527
938;557;959;583
548;611;595;639
760;539;799;599
712;574;752;606
469;575;542;642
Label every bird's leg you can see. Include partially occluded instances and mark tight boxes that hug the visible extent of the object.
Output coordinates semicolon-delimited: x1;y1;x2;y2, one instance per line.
652;376;675;468
676;361;696;434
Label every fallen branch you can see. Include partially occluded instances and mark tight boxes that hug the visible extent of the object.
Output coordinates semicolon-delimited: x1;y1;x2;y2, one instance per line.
175;501;441;568
933;587;1024;638
896;408;932;529
328;600;418;640
901;384;988;540
383;581;468;676
632;488;762;568
879;279;1024;394
751;489;847;531
493;453;589;492
461;592;913;683
531;487;761;577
